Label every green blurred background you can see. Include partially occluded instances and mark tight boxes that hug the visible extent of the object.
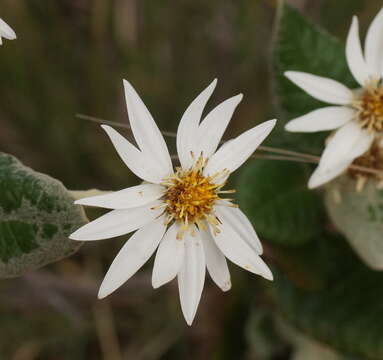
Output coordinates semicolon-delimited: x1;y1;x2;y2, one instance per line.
0;0;381;359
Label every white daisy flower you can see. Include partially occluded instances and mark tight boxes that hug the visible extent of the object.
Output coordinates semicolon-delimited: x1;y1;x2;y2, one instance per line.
284;8;383;188
0;18;16;45
70;79;276;325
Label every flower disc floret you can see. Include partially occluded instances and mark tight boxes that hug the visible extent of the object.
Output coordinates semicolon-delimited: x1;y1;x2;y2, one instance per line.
161;155;232;230
164;170;219;223
354;83;383;132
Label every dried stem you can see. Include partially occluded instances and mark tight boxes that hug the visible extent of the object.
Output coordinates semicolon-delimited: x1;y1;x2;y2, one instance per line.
76;113;383;177
252;154;315;163
77;114;176;139
258;145;319;161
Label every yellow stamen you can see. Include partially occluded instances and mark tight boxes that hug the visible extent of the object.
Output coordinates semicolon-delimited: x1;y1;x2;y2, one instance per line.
353;82;383;132
161;154;234;234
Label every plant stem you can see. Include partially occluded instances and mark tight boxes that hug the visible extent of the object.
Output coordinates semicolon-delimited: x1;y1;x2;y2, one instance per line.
76;113;383;177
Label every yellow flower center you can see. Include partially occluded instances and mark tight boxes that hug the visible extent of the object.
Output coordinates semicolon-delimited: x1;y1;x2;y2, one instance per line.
164;170;218;222
161;155;234;237
354;83;383;132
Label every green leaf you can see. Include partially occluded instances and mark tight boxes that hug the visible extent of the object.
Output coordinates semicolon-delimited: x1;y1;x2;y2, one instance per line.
0;153;87;277
237;160;324;246
273;234;383;359
325;175;383;270
271;1;357;153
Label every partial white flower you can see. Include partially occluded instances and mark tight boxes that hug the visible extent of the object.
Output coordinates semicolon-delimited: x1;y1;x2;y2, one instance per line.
70;79;276;325
0;18;16;45
285;8;383;188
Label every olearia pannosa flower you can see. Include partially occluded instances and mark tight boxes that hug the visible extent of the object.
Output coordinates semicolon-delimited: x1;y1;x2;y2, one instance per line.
70;79;276;325
0;18;16;45
284;8;383;189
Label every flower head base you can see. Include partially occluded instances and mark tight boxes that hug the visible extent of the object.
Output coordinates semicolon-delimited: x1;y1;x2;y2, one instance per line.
354;82;383;132
70;79;276;325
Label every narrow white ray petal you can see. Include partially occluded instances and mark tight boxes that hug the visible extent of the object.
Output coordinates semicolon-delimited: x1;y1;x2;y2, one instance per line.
98;216;167;299
346;17;372;86
317;121;373;172
152;222;185;288
177;228;206;326
308;161;351;189
203;119;276;181
284;71;354;105
285;106;355;133
196;94;243;159
101;125;166;184
365;7;383;78
210;221;273;281
0;18;16;40
69;200;164;241
215;204;263;254
123;79;173;175
200;228;231;292
308;122;374;188
177;79;217;169
0;37;3;45
75;184;165;209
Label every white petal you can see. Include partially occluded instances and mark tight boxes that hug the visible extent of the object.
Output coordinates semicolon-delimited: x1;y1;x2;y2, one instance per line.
69;200;164;241
308;122;374;188
346;17;372;86
365;7;383;79
214;204;263;254
317;122;373;172
75;184;165;209
211;220;273;281
284;71;354;105
152;222;185;288
0;18;16;40
285;106;355;133
308;161;351;189
101;125;166;184
123;80;173;176
98;217;167;299
200;228;231;292
196;94;243;159
177;228;206;326
203;119;276;181
177;79;217;169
